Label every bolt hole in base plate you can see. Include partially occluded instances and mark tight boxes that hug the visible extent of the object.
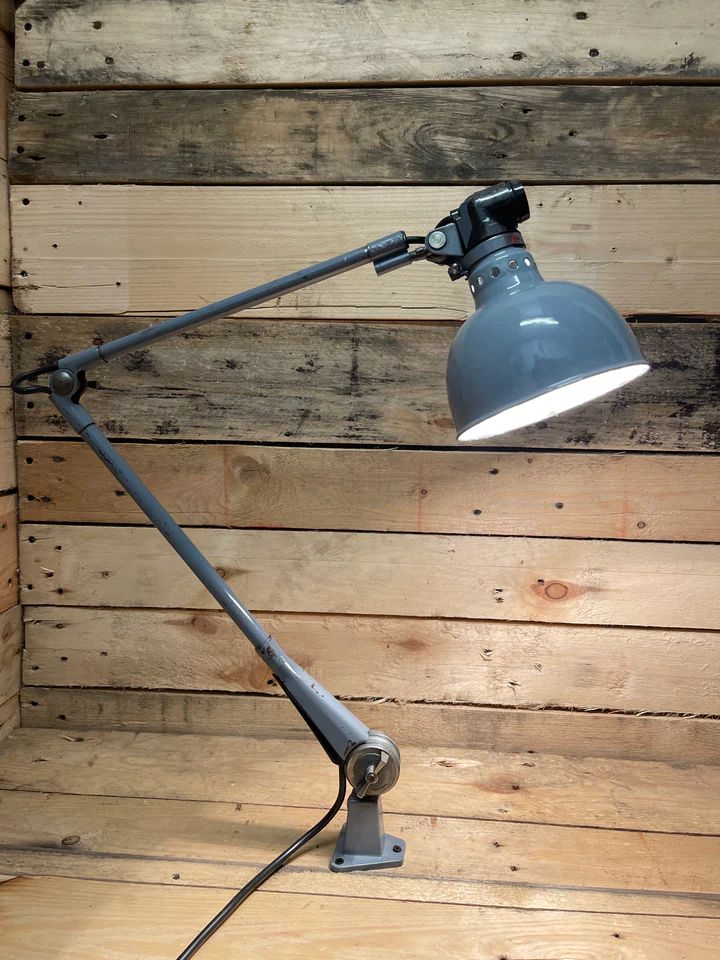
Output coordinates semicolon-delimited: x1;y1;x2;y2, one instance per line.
330;829;406;873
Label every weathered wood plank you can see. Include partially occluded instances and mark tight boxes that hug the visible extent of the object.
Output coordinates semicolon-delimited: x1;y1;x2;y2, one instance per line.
0;387;14;489
0;1;13;37
0;160;10;287
19;523;720;629
17;441;720;541
0;604;20;704
0;493;17;612
0;28;10;151
3;728;720;832
0;692;18;742
15;0;720;87
5;875;719;960
13;318;720;452
11;185;719;317
3;791;719;918
21;687;720;765
0;310;12;384
10;86;720;185
22;606;720;716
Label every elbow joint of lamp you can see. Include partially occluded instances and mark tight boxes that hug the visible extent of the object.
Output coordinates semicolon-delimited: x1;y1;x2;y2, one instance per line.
437;182;649;442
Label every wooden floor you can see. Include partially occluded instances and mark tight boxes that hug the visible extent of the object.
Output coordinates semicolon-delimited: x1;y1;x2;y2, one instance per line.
0;727;719;957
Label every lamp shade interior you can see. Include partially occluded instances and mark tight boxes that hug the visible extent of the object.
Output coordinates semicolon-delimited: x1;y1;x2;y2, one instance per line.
457;362;649;441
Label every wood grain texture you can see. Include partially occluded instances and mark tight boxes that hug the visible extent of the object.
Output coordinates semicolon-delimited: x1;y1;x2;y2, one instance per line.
11;185;720;317
0;4;12;37
13;318;720;452
0;311;11;384
4;875;719;960
22;606;720;716
0;387;14;489
19;522;720;630
10;86;720;185
18;442;720;542
21;687;720;765
0;604;20;704
0;29;10;160
15;0;720;87
0;159;10;287
3;790;720;917
0;694;17;742
0;494;17;612
3;728;720;832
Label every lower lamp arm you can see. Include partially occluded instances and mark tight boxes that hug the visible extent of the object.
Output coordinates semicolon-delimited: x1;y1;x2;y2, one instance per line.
18;229;428;870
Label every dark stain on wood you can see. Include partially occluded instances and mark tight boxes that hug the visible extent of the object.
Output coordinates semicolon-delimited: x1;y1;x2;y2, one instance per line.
11;315;720;453
9;86;720;184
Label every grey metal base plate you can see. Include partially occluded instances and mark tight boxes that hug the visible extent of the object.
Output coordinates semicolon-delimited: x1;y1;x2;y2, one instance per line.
330;828;405;872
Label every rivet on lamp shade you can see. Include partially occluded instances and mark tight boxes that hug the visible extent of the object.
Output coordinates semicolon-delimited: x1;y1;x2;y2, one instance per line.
446;246;649;441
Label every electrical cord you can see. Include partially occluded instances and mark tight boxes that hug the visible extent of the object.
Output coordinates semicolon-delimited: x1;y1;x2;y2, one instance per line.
175;763;348;960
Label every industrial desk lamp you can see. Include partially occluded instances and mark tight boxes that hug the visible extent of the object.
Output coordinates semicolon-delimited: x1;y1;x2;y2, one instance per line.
13;182;648;957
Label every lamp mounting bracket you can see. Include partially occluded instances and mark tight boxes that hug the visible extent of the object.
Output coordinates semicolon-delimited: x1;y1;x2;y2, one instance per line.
424;180;531;280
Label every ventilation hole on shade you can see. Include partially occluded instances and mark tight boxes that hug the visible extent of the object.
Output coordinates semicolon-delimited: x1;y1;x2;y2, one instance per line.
491;267;501;278
508;259;518;269
335;858;344;865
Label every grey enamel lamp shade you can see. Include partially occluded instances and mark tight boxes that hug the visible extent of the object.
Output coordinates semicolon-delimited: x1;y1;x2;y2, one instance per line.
446;246;649;441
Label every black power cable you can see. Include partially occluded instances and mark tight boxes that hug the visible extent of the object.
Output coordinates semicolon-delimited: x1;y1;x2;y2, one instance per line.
176;764;348;960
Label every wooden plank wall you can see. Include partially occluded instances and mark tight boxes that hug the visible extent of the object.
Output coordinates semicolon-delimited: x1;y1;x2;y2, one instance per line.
8;0;720;762
0;2;18;743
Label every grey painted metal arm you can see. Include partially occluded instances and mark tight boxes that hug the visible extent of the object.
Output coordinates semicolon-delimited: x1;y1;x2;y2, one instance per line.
50;389;369;763
41;230;426;775
57;231;418;375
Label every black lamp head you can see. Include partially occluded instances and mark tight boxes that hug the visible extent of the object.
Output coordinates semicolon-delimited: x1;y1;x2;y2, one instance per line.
427;183;649;442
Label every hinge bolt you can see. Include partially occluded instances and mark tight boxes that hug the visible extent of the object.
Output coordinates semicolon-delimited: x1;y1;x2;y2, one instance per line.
427;230;447;250
49;369;77;396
